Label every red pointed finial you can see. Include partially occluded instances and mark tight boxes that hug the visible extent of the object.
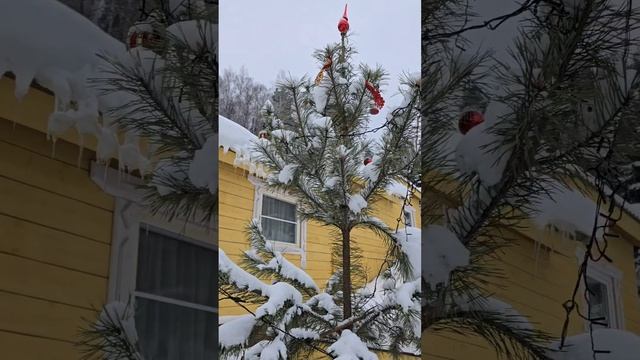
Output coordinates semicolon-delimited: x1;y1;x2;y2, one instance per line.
338;4;349;34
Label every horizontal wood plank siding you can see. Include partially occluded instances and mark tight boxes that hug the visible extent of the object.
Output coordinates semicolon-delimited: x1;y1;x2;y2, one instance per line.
0;94;113;360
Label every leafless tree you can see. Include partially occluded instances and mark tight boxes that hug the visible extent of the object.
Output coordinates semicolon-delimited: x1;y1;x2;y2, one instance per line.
219;67;272;134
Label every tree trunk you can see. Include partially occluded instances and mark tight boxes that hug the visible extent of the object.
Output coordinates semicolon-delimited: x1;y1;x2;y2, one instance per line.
341;227;352;322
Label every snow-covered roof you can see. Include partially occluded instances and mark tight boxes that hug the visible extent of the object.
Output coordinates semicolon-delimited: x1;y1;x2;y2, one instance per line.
219;115;258;153
0;0;126;104
219;114;421;199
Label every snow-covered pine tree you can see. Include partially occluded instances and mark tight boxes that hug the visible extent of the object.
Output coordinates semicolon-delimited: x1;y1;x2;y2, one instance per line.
77;1;216;358
95;0;217;224
219;7;421;359
423;0;640;359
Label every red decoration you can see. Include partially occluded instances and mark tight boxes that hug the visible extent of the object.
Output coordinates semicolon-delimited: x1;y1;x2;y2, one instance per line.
258;130;270;140
458;111;485;134
363;158;372;166
128;31;158;49
338;4;349;34
365;80;385;115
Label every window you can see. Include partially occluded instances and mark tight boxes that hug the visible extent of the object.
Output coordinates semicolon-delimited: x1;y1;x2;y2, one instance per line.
92;163;217;360
403;207;415;227
586;276;612;328
261;195;298;244
582;263;623;330
134;227;217;359
249;176;307;266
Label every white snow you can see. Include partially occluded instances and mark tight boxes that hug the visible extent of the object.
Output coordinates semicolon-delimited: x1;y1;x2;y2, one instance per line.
348;194;368;214
218;314;257;349
277;164;298;184
386;180;416;199
219;249;269;293
0;0;219;192
290;328;320;340
313;77;331;113
325;176;341;189
394;279;421;312
423;225;470;285
360;157;380;182
0;0;125;99
256;338;288;360
118;132;150;175
394;226;422;280
220;249;304;320
188;136;216;194
307;113;332;129
256;252;319;291
307;292;341;316
550;329;640;360
533;184;605;238
0;0;136;167
328;330;379;360
271;129;296;142
255;282;303;318
219;115;258;152
455;121;511;187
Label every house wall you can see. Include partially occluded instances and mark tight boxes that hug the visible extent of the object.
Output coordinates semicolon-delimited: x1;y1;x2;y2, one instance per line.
0;78;114;359
422;202;640;359
218;149;421;316
218;149;421;358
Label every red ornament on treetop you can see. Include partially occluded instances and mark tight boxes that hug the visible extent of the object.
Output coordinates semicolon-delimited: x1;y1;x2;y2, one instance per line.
458;111;485;134
338;4;349;34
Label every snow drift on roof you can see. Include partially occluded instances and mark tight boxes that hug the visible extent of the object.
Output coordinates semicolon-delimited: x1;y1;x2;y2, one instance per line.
0;0;126;102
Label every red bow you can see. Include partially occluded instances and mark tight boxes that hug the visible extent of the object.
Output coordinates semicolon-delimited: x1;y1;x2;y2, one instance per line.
365;81;385;109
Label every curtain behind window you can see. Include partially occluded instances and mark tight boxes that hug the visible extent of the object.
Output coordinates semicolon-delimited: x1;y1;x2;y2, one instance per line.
136;228;217;359
261;195;296;243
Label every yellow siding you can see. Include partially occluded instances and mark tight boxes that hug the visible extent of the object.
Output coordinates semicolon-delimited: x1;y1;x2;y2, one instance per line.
0;80;114;359
422;219;640;359
218;149;421;358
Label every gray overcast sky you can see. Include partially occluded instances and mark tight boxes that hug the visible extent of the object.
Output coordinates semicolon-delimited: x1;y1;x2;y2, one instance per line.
220;1;420;129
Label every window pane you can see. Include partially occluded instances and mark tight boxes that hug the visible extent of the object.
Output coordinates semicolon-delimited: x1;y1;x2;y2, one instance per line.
136;297;216;360
262;217;296;243
404;210;413;226
262;195;296;221
587;277;609;326
136;228;216;307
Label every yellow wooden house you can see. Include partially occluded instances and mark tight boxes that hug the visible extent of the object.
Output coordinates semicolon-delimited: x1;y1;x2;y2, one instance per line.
422;185;640;359
0;75;216;359
217;115;422;359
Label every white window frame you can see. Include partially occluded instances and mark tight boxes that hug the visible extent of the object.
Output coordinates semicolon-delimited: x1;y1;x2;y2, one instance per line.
249;175;307;268
90;162;217;313
575;248;624;330
403;206;416;228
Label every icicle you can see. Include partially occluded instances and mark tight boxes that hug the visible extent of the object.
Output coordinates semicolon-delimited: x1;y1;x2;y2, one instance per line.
51;138;57;159
77;134;84;168
102;158;110;185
